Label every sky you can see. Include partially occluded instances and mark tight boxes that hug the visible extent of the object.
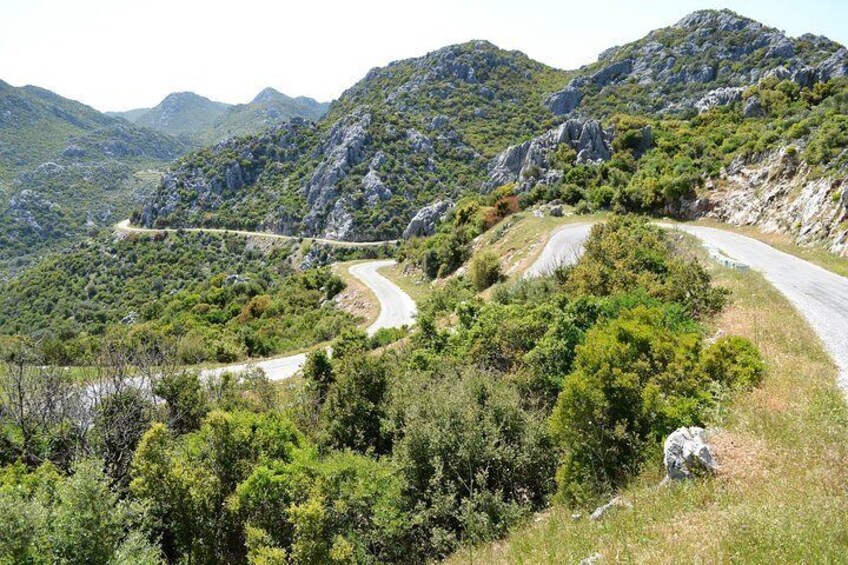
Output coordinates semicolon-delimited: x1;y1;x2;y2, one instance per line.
1;0;846;112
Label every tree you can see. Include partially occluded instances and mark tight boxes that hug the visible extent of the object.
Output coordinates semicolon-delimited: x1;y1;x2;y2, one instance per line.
321;356;390;454
94;388;153;487
153;370;208;434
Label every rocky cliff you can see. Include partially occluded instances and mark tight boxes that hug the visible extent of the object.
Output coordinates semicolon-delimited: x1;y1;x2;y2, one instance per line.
701;148;848;255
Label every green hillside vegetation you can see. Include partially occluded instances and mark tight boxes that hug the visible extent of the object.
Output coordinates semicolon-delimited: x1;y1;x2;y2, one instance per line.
139;41;569;239
134;92;231;140
205;88;328;144
0;216;763;563
449;234;848;564
139;16;848;245
0;80;188;271
0;231;359;365
115;88;329;145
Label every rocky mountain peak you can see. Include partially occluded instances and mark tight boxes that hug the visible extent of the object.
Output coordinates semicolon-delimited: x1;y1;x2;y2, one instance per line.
251;87;287;104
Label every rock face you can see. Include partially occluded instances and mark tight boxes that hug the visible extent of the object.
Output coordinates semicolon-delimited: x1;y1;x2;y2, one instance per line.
544;86;582;115
663;427;718;481
548;9;848;116
695;87;744;113
402;200;454;238
302;111;372;239
700;147;848;256
485;119;613;191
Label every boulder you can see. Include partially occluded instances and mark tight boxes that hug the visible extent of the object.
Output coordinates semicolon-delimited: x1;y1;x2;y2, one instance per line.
590;59;633;87
224;274;249;285
663;426;718;481
579;553;603;565
743;95;764;118
695;87;744;113
403;200;454;238
362;169;392;205
407;129;434;154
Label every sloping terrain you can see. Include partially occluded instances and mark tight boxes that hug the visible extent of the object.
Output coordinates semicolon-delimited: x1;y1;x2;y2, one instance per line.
0;80;188;271
137;10;848;252
112;88;329;145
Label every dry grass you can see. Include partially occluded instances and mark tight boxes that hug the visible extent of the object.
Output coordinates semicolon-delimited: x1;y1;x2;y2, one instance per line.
471;211;605;281
447;261;848;564
332;261;380;326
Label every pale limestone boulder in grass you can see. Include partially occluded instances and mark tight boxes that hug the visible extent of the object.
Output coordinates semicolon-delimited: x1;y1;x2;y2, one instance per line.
589;496;632;521
663;426;718;481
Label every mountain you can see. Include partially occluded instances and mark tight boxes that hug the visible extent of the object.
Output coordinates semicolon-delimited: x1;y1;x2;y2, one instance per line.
139;40;568;240
208;87;329;142
105;107;150;122
138;10;848;252
115;88;330;145
0;81;189;271
133;91;231;139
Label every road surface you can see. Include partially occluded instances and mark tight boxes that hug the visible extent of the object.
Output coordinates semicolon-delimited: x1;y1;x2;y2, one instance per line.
350;259;418;335
115;219;398;248
528;222;848;392
201;259;416;381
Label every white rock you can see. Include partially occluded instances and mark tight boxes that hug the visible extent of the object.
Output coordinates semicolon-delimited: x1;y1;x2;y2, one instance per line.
663;426;718;481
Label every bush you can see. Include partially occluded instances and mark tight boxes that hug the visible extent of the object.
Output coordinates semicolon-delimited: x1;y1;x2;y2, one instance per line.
468;251;503;291
390;367;556;556
566;215;726;318
550;306;711;502
699;336;765;390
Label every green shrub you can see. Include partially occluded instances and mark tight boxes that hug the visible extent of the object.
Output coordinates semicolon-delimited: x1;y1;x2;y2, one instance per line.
700;336;765;390
550;306;711;502
468;251;503;291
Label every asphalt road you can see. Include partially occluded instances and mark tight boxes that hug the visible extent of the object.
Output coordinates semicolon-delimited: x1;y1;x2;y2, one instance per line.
201;259;417;381
528;222;848;392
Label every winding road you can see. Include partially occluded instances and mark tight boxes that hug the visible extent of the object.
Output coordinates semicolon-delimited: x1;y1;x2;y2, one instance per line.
201;259;417;381
115;219;398;248
528;222;848;392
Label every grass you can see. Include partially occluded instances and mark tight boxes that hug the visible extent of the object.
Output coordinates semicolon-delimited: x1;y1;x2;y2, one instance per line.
333;260;381;327
447;260;848;564
377;262;433;305
471;210;606;281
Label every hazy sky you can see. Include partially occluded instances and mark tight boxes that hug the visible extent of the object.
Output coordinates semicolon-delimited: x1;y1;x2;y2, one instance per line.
1;0;846;112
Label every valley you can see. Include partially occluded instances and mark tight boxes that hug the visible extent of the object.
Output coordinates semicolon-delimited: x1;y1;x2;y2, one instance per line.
1;5;848;564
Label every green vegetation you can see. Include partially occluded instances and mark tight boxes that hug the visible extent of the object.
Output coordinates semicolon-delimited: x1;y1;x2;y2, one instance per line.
0;231;358;364
118;88;328;145
449;248;848;564
0;80;187;271
140;41;567;239
0;216;765;563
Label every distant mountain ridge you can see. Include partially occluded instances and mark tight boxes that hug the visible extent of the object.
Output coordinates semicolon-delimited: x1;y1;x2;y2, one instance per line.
111;88;330;144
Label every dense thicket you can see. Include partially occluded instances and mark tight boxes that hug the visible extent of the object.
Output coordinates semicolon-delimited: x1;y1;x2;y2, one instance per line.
0;216;764;563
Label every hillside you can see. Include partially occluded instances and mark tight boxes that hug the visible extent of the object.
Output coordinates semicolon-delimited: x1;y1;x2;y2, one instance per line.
137;10;848;253
207;88;328;143
0;81;188;271
114;88;330;145
140;40;568;240
132;91;230;139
